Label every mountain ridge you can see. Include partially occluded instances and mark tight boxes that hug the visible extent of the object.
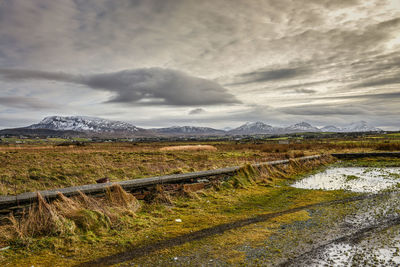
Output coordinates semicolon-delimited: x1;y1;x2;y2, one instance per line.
25;116;150;137
0;116;384;138
151;126;225;136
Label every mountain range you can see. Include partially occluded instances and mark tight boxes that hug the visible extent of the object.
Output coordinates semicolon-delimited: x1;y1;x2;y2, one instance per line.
0;116;383;138
151;126;225;136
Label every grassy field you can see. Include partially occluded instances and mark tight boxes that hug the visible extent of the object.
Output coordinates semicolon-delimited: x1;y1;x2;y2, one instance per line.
0;142;305;195
0;134;400;265
1;135;400;195
1;155;353;266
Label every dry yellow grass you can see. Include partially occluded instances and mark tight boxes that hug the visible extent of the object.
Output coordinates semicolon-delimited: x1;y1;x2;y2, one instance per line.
3;184;140;241
0;156;354;266
0;145;56;151
160;145;217;152
1;138;399;195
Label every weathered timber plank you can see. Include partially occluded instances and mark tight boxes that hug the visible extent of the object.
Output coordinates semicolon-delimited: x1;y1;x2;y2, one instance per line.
0;155;321;209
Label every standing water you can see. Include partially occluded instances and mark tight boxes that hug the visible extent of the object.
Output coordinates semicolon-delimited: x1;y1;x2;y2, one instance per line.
292;167;400;193
288;167;400;266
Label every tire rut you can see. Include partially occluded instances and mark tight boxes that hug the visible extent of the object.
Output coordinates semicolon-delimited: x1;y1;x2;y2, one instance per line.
279;216;400;266
77;192;394;266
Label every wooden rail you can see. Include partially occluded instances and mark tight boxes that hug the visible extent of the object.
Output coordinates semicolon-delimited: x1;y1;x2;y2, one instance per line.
0;155;321;211
2;152;399;212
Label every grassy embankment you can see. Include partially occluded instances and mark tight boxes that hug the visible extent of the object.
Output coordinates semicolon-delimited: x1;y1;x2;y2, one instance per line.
0;155;358;266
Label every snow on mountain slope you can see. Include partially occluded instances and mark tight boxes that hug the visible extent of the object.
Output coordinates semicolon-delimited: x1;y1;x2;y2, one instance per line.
321;121;382;132
153;126;225;135
341;121;382;132
285;122;321;132
27;116;145;133
229;122;278;135
320;125;342;132
18;116;385;137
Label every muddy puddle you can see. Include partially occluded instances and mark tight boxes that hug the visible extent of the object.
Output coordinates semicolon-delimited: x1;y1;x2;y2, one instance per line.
300;227;400;266
285;167;400;266
282;192;400;266
292;167;400;193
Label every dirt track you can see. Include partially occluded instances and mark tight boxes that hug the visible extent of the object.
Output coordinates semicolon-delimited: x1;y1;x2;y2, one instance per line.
77;193;392;266
280;216;400;266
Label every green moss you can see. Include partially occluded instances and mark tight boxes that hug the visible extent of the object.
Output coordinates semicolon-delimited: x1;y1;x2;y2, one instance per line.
70;209;111;233
337;157;400;168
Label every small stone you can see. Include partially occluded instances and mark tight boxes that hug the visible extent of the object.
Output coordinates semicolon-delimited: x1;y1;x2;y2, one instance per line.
175;218;182;222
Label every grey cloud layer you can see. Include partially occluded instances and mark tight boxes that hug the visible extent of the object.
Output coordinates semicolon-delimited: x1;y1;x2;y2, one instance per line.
279;104;370;116
189;108;205;115
0;68;239;106
0;0;374;73
230;67;312;85
0;96;56;110
0;0;400;129
354;77;400;88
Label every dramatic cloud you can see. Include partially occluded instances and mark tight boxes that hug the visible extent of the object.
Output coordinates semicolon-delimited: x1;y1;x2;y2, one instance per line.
188;108;205;115
231;67;312;85
0;0;400;129
0;69;73;82
279;104;370;116
293;89;317;94
320;91;400;101
354;77;400;88
0;68;240;106
0;96;56;110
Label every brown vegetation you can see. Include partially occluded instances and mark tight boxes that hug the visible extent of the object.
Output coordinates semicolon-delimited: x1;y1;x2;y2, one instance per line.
1;184;140;243
1;138;400;195
159;145;217;151
0;155;378;266
1;157;332;243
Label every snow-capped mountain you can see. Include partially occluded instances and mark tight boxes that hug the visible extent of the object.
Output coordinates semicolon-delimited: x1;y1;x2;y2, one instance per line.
26;116;148;135
229;122;279;135
284;122;321;133
1;116;386;138
320;125;342;132
320;121;382;132
152;126;225;136
342;121;382;132
229;121;324;135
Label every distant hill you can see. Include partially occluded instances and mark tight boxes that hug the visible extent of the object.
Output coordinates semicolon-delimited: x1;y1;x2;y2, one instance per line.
228;122;279;135
227;120;382;136
321;121;382;133
284;122;321;133
2;116;150;138
0;116;384;138
27;116;145;133
320;125;342;132
152;126;225;136
341;121;382;132
0;128;85;138
228;121;321;135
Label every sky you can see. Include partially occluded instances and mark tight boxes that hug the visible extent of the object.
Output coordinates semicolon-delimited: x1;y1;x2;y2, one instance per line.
0;0;400;130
